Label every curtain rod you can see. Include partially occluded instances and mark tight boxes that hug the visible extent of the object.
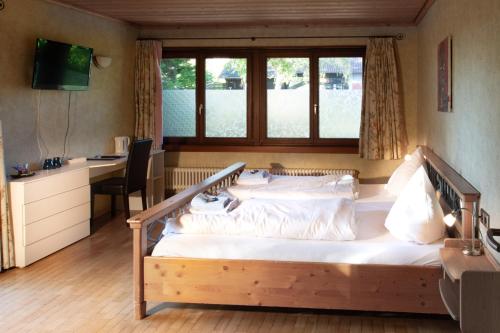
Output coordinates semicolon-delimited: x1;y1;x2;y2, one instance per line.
139;33;405;41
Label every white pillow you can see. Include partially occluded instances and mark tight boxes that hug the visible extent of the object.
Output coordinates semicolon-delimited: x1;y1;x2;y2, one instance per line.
385;166;445;244
386;147;424;196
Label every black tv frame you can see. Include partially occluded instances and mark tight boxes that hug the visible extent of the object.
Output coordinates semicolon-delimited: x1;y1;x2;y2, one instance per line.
32;38;93;91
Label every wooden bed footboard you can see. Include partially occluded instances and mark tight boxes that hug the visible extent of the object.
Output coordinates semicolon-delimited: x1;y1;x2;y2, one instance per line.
144;257;447;315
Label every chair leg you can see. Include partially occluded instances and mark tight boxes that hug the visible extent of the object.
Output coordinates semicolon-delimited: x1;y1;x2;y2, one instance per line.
141;188;147;211
111;195;116;217
123;193;130;219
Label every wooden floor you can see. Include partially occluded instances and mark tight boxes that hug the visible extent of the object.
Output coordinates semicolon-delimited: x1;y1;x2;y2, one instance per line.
0;215;460;332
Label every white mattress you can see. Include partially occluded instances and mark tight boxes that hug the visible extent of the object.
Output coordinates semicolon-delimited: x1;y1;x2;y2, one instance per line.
152;184;443;266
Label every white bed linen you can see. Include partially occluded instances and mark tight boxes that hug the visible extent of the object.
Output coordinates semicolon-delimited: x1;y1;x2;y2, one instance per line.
227;175;357;201
152;184;443;266
168;197;356;241
385;166;445;244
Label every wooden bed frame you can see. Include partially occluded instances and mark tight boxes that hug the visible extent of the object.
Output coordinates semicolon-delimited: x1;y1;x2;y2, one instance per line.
127;146;480;320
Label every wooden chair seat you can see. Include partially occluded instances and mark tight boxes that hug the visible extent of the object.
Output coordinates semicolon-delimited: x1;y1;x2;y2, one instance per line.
91;177;126;195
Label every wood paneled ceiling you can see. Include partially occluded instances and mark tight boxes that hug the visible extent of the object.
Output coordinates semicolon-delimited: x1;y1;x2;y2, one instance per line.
51;0;434;27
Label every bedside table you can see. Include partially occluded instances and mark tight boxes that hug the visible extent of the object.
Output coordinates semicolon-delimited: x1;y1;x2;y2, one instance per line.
439;239;500;333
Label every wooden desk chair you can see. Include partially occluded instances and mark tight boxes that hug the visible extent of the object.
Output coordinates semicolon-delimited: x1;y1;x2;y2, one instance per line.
91;138;153;221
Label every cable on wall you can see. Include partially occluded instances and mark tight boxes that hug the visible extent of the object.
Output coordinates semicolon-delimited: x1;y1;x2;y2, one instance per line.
63;91;72;159
35;90;49;161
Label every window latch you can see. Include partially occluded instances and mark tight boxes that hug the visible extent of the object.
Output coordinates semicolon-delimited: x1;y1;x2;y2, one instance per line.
198;104;203;116
313;104;318;116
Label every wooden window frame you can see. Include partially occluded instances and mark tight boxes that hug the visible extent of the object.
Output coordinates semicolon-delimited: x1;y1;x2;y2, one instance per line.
162;47;365;154
162;49;253;146
313;48;365;148
260;50;312;146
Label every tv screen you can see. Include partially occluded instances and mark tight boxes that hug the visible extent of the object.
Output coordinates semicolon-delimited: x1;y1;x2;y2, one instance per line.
32;38;93;91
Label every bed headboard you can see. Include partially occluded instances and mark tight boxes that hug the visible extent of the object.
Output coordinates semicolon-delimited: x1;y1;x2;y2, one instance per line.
420;146;480;239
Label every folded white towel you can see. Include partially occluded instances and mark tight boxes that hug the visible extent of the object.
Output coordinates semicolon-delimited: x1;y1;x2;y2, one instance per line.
190;192;239;215
327;174;359;199
236;169;270;186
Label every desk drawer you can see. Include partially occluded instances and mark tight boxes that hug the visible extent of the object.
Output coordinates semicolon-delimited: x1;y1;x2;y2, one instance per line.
24;185;90;225
24;168;89;203
24;202;90;246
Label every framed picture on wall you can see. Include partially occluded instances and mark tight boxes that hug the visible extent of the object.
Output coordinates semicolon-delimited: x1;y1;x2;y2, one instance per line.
438;36;452;112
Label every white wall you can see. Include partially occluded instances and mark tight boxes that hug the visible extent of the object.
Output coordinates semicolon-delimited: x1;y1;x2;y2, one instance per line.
417;0;500;260
0;0;138;169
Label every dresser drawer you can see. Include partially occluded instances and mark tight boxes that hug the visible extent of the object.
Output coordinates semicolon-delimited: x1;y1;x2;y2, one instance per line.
24;168;89;203
24;202;90;246
24;185;90;225
24;220;90;266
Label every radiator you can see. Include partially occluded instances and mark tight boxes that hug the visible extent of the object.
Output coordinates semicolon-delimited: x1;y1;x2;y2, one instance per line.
165;166;359;194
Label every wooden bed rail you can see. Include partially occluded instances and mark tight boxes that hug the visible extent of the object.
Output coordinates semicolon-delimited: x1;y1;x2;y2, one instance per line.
128;162;246;229
420;146;480;239
127;161;246;319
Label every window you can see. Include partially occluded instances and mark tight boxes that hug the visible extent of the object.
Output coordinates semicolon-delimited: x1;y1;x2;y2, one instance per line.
161;58;197;137
162;51;251;144
162;48;364;152
205;58;247;138
266;57;310;139
318;57;363;139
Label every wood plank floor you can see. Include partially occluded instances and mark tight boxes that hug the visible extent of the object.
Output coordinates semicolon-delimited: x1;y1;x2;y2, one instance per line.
0;215;460;332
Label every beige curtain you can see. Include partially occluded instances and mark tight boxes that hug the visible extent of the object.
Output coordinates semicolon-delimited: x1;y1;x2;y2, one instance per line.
359;38;408;160
0;121;15;270
135;40;163;149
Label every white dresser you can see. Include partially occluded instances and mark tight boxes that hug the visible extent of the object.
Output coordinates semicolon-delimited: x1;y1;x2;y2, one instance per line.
9;165;91;268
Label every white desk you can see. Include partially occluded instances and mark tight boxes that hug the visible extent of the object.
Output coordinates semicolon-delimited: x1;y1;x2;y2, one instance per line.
86;157;127;178
8;150;164;267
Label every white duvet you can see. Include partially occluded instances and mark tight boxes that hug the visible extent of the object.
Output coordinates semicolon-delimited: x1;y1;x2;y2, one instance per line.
166;197;356;241
227;175;358;201
153;185;443;266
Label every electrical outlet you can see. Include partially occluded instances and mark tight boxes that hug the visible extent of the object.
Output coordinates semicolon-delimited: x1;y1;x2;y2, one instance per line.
481;208;490;229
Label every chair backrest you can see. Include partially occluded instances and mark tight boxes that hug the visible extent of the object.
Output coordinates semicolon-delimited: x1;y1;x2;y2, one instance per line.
125;138;153;193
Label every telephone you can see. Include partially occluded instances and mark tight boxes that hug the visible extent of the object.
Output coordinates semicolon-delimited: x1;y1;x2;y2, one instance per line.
486;228;500;252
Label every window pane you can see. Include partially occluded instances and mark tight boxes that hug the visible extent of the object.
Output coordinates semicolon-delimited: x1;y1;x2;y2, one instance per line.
205;58;247;138
267;58;310;138
319;57;363;139
161;58;196;137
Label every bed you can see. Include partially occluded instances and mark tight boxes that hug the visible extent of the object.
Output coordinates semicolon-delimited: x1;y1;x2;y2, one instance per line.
128;146;480;319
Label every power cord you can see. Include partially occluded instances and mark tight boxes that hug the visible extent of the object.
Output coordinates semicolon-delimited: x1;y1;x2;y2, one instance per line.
63;91;72;159
35;90;49;161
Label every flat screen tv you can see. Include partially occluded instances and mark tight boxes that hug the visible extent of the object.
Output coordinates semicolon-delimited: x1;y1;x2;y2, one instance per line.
32;38;93;91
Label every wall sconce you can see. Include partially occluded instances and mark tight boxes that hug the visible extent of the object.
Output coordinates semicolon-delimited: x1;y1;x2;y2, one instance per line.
444;205;483;256
93;56;112;69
